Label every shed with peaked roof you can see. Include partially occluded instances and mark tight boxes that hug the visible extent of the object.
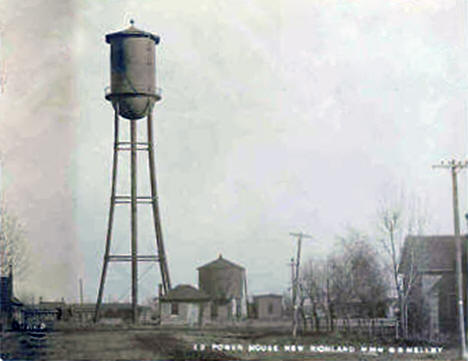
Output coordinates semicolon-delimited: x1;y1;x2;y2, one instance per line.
160;284;211;326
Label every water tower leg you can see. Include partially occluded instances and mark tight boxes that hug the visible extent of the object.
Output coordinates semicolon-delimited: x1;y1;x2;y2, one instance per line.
95;102;120;323
130;117;139;324
147;110;171;293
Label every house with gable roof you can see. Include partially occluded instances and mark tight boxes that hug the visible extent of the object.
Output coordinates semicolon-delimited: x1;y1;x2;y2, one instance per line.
398;235;466;339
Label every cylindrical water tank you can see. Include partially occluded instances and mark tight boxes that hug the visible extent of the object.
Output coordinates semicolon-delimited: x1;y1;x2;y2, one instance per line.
105;23;161;120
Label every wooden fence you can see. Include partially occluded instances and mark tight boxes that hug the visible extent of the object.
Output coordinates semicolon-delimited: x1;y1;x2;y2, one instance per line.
329;318;397;337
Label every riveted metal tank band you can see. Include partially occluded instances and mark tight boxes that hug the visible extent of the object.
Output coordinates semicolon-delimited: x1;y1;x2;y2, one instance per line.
105;93;161;102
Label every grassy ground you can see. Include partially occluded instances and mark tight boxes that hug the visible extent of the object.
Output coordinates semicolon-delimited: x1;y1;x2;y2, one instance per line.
0;325;459;360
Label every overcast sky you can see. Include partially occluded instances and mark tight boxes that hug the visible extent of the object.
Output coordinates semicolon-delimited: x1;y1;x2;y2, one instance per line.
1;0;468;303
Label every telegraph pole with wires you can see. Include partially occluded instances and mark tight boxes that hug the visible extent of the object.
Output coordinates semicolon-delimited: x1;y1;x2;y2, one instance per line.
433;159;467;359
290;232;312;338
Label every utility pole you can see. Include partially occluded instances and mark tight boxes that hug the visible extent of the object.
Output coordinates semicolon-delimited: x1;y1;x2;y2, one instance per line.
433;159;467;359
79;278;84;305
290;232;312;338
289;257;295;318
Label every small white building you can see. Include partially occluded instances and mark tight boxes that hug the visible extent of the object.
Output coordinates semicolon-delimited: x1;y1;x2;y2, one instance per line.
253;294;283;320
160;285;211;327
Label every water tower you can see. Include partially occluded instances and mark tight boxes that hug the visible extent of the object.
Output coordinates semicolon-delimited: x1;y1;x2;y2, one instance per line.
94;21;171;324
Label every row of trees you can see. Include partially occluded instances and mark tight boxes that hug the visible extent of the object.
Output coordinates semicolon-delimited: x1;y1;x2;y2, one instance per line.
289;187;428;337
293;229;388;332
0;205;28;279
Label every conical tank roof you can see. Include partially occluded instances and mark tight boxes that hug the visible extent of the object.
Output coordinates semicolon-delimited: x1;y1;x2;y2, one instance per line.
105;20;160;44
197;254;245;271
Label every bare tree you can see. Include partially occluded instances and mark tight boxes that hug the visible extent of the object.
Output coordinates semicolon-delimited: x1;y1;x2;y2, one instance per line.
301;258;330;332
333;229;388;317
0;205;29;279
376;185;429;338
301;240;357;332
282;290;293;317
327;249;354;329
301;229;387;333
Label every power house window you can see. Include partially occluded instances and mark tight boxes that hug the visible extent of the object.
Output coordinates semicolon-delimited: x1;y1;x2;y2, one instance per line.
171;303;179;315
268;303;274;314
